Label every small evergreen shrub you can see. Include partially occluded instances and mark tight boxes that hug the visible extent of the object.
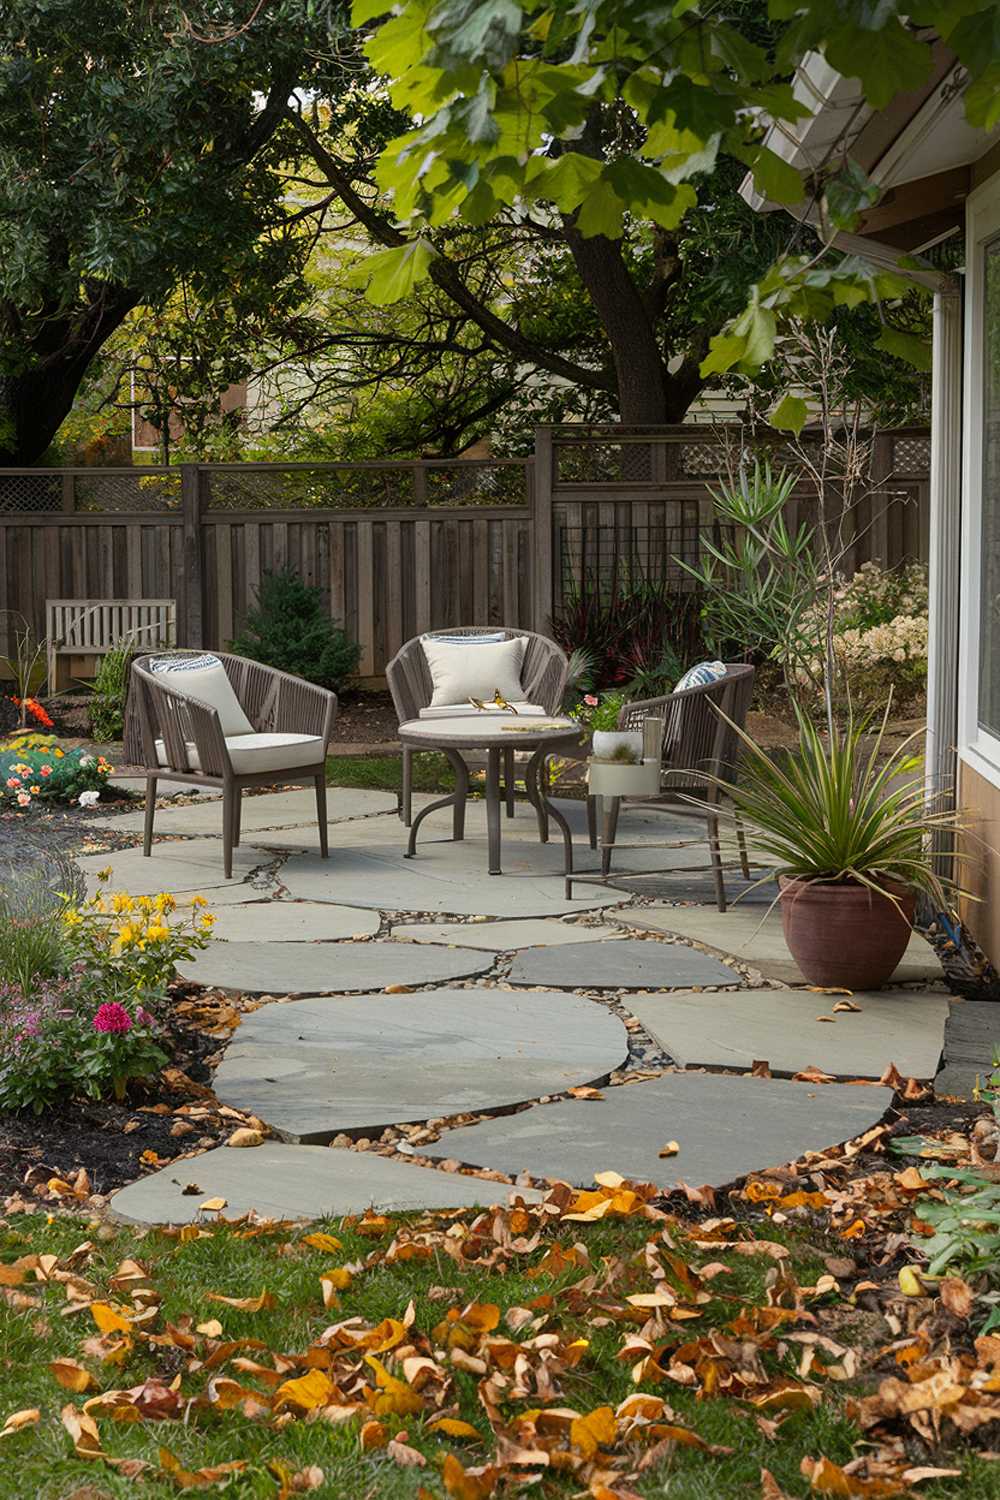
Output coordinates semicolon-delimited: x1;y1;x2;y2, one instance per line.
230;567;361;692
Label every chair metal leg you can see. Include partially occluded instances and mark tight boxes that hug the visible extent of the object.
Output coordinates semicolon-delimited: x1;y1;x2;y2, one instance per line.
600;796;621;878
142;776;157;857
707;812;727;912
735;813;751;879
315;773;329;859
401;746;412;825
486;746;502;875
503;745;516;817
586;794;597;850
223;789;234;879
232;789;242;847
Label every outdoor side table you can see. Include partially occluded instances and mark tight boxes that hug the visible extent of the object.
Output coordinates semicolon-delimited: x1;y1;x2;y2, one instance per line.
397;714;584;875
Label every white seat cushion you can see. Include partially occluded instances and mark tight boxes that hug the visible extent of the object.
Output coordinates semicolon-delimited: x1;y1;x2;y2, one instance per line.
149;656;254;737
421;634;527;709
155;732;325;775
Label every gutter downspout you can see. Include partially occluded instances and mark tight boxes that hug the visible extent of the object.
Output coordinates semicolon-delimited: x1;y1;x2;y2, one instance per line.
926;278;964;863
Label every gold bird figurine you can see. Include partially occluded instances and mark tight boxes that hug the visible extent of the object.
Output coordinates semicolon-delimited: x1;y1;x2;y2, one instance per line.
492;689;519;714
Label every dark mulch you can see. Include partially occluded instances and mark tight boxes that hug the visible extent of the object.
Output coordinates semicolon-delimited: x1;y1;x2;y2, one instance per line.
331;688;399;744
0;986;238;1204
0;791;138;865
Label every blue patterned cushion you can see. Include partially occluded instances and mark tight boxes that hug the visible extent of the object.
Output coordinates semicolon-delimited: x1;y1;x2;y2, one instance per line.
675;660;727;692
150;653;221;673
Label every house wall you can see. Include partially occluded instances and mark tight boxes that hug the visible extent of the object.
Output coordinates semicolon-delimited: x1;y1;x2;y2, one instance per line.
959;759;1000;961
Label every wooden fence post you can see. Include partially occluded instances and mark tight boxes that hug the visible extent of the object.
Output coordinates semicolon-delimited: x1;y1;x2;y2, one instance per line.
61;472;75;513
180;463;204;648
532;428;553;634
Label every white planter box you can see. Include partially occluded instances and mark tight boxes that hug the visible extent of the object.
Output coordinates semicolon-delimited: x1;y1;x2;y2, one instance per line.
587;757;661;797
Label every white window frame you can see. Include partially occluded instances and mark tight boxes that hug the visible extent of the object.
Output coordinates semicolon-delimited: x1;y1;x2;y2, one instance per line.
959;172;1000;789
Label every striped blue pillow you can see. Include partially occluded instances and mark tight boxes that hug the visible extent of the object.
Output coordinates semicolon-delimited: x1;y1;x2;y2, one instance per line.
675;660;727;692
150;653;221;674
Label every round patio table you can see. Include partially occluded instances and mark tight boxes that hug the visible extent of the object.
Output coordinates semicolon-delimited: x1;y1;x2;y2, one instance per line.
398;714;585;876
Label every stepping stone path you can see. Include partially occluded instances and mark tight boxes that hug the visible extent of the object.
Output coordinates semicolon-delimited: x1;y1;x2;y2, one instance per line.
627;987;951;1080
424;1072;895;1190
608;870;776;904
76;841;271;898
935;1000;1000;1098
87;786;955;1221
389;918;624;950
100;786;398;834
622;904;943;987
278;847;625;917
110;1144;540;1225
207;902;380;943
212;989;628;1141
179;940;494;997
506;937;739;990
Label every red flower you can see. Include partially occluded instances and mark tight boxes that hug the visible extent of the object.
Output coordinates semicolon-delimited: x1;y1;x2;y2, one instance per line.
92;1003;133;1035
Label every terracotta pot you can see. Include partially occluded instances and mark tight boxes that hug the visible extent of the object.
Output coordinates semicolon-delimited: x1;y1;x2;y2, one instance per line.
778;875;916;990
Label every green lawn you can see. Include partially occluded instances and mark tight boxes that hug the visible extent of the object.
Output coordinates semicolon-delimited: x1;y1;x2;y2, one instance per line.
325;751;456;797
1;1194;995;1500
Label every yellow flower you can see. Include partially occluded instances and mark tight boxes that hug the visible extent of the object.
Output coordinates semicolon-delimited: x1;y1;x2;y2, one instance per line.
155;892;176;913
54;748;65;758
111;893;134;914
29;785;40;794
200;913;216;929
115;923;135;947
138;896;153;913
190;894;207;908
62;908;83;928
96;865;112;882
144;924;170;943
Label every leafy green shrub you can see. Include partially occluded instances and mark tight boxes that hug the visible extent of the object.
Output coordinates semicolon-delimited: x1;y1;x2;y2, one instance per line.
89;639;134;742
0;737;113;807
230;567;361;691
792;562;929;706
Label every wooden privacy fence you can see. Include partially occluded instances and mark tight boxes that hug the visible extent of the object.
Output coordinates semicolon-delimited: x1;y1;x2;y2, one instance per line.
0;427;930;680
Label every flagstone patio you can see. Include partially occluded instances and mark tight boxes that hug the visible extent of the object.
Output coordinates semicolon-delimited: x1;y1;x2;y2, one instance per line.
87;785;955;1225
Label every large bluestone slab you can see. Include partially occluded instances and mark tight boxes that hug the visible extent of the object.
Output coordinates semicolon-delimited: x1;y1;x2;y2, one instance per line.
99;786;398;835
209;902;380;943
389;919;624;950
110;1144;540;1225
179;940;494;996
620;905;942;986
278;848;626;917
213;989;628;1141
424;1072;894;1190
628;987;950;1080
76;841;271;897
507;937;739;990
110;775;221;800
607;871;777;905
935;1000;1000;1098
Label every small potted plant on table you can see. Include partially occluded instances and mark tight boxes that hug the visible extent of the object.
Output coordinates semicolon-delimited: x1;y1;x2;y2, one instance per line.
714;703;964;991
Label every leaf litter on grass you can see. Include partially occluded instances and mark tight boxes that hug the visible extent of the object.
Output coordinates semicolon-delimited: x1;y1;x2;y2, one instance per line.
3;1113;1000;1498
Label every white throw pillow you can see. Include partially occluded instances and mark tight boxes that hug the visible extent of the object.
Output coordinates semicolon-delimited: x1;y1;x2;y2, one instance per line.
421;635;527;709
149;655;253;737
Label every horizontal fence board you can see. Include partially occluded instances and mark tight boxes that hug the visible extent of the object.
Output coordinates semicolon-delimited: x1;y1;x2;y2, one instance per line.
0;431;929;681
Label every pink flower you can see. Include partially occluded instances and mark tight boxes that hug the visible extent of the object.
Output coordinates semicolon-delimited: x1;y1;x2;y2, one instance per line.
135;1006;155;1027
39;766;52;777
6;777;20;788
584;694;599;707
92;1002;132;1035
16;792;30;807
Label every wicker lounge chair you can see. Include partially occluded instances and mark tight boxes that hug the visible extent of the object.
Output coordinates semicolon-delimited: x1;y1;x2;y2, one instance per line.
124;651;337;877
587;663;756;912
386;627;569;826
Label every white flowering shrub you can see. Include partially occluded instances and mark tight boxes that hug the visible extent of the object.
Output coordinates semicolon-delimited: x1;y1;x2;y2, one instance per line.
792;562;929;705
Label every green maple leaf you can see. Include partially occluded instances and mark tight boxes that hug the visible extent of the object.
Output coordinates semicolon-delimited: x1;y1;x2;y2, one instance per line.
353;239;438;304
769;393;808;435
825;19;932;110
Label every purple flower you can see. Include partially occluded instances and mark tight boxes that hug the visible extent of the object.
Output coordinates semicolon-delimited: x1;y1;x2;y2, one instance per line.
92;1002;132;1035
134;1006;155;1027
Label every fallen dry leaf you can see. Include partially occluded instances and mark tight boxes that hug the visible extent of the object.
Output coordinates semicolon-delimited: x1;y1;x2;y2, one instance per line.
658;1141;680;1158
50;1359;98;1393
0;1408;39;1438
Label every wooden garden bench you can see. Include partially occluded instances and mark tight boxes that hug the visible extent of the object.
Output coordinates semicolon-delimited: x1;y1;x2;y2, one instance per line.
45;599;177;691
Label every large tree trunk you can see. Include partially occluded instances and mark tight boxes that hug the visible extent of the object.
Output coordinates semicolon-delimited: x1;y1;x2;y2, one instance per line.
0;288;140;465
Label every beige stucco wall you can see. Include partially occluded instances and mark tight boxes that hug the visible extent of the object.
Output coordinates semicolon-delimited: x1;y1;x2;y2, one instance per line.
959;758;1000;961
